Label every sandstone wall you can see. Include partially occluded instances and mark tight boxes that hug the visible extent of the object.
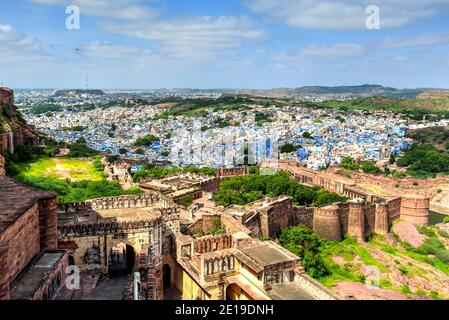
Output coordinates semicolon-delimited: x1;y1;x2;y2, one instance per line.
0;155;5;176
400;195;430;225
259;197;292;239
290;206;314;228
0;244;9;300
0;203;41;283
313;204;343;241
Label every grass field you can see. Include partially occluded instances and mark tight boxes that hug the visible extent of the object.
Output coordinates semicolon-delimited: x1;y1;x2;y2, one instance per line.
19;157;104;181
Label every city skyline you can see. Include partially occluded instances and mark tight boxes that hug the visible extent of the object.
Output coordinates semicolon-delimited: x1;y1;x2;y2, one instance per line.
1;0;449;89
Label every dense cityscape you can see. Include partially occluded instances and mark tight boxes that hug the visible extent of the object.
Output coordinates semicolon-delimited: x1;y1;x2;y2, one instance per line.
1;0;449;312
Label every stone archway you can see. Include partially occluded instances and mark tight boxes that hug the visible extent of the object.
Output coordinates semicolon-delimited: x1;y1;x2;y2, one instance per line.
225;283;253;300
108;242;136;276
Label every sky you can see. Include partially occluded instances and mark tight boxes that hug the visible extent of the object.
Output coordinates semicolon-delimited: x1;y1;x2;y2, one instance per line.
1;0;449;89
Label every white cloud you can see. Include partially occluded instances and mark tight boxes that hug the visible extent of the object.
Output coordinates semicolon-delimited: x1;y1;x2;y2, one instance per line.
274;43;365;61
99;16;264;60
381;31;449;48
28;0;264;60
245;0;449;30
0;24;49;63
29;0;157;20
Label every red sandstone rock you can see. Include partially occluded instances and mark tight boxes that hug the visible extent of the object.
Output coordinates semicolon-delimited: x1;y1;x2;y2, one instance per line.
392;221;426;247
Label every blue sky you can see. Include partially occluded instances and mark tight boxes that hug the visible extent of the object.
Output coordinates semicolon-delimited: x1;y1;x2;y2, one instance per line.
1;0;449;89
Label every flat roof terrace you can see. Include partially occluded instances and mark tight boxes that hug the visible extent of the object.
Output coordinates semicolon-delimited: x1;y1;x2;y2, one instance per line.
10;251;66;300
240;242;297;267
269;282;316;300
58;207;162;226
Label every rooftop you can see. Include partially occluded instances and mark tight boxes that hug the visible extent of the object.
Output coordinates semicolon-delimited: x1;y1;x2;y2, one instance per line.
10;251;66;300
58;207;162;226
240;242;297;267
268;282;316;300
0;176;56;234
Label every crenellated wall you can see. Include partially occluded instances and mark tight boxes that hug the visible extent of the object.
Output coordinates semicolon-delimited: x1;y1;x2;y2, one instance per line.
194;234;233;254
57;194;174;213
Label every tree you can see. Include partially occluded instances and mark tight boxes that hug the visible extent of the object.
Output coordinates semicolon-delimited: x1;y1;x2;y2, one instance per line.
340;157;359;170
279;226;329;278
389;155;396;164
361;160;381;174
134;134;160;147
312;189;348;207
76;136;86;144
119;148;128;154
302;131;312;139
280;143;297;154
135;148;145;155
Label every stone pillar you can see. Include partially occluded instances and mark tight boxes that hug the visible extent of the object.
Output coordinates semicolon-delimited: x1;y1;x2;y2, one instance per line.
375;204;389;236
347;200;366;240
38;197;58;250
0;243;10;300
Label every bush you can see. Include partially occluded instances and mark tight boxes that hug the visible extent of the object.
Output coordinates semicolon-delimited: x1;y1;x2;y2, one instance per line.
435;249;449;263
361;160;381;174
444;216;449;223
15;175;143;203
379;279;392;288
134;134;159;147
398;265;408;275
438;229;449;238
419;237;445;255
340;157;359;170
417;226;437;237
210;217;226;235
401;284;412;294
68;143;99;158
178;195;195;207
430;291;439;299
280;143;297;154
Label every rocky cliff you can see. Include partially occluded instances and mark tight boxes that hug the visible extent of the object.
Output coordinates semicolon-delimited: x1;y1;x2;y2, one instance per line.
0;87;37;154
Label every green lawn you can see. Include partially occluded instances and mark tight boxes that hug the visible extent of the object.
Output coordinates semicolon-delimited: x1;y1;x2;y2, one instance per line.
19;157;104;181
15;156;142;203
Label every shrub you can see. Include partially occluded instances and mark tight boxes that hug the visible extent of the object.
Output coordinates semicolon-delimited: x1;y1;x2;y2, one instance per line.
435;249;449;263
438;229;449;238
417;226;437;237
178;195;195;207
430;291;439;299
210;217;226;235
400;284;412;294
398;265;408;275
379;279;392;288
420;237;445;255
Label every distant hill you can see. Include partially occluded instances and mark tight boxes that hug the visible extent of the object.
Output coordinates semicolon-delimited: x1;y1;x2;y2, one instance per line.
54;89;105;97
232;84;449;99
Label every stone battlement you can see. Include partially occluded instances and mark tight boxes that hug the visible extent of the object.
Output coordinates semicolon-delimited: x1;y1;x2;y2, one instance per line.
58;194;167;213
59;218;162;237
